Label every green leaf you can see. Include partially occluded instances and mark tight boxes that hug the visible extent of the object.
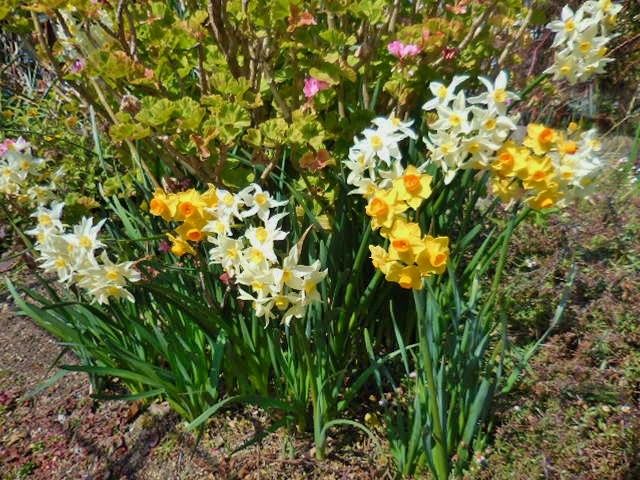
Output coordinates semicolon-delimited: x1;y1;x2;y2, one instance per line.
135;98;177;127
109;112;151;141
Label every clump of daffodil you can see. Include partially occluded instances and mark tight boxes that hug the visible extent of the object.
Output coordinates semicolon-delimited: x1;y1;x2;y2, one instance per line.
150;182;327;326
422;71;519;184
369;217;449;290
545;2;622;85
347;117;449;291
26;201;141;305
489;122;604;210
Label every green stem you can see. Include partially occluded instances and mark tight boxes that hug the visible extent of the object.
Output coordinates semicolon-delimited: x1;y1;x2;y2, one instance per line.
479;207;529;322
293;322;324;459
413;290;449;480
508;73;551;112
337;222;372;332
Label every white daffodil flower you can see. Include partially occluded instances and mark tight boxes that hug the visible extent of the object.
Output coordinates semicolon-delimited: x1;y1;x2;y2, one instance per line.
468;71;519;114
422;75;469;111
216;188;245;220
239;183;289;220
433;91;473;134
300;263;327;304
360;127;404;165
371;116;418;140
37;235;78;283
28;201;65;233
209;236;245;276
548;5;589;47
65;217;106;253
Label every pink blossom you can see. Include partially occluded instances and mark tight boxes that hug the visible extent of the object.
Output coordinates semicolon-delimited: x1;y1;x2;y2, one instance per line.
0;139;15;156
303;77;330;99
387;41;422;60
70;58;86;74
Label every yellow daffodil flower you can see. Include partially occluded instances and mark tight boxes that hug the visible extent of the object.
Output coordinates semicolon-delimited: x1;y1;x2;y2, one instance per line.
369;245;392;275
490;176;524;203
365;188;406;230
524;124;558;155
174;189;208;221
518;155;556;190
175;218;208;243
416;235;449;276
527;188;563;210
491;141;529;178
149;189;178;221
383;218;424;265
392;165;433;209
167;233;196;257
385;262;423;290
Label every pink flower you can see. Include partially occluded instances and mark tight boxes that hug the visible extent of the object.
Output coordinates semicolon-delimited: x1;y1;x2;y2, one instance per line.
387;41;422;60
70;58;86;74
303;77;330;99
0;139;15;156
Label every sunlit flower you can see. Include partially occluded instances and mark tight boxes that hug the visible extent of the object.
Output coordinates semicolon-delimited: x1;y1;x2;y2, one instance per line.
468;71;519;114
239;183;288;220
387;40;421;59
385;263;422;290
365;188;406;230
303;76;330;99
391;165;432;209
422;75;469;111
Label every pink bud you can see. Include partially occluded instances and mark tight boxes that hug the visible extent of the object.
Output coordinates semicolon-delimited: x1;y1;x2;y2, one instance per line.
70;58;86;74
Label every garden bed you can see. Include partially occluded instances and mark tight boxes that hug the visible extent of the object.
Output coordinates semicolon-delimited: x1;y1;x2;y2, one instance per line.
2;156;639;479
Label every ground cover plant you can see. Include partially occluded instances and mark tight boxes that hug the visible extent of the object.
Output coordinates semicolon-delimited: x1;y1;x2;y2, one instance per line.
1;0;639;478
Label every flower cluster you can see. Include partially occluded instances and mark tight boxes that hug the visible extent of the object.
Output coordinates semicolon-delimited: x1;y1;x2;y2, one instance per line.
545;1;622;85
26;202;140;304
344;115;418;197
0;138;51;201
422;72;519;184
367;197;450;290
149;185;220;256
489;122;604;210
150;184;327;325
346;117;449;290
